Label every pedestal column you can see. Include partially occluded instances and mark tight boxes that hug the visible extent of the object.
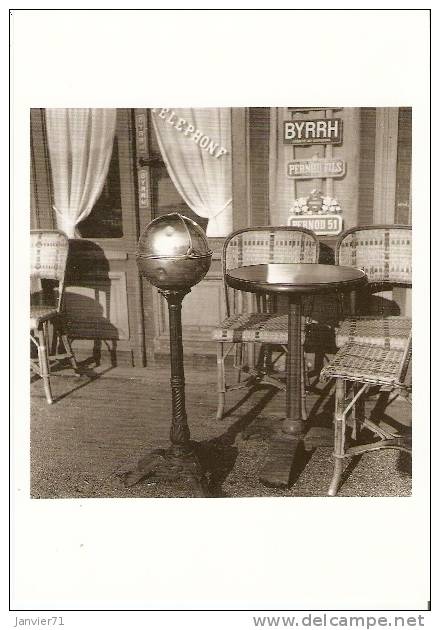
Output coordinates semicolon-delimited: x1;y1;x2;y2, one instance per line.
282;296;305;435
119;289;207;496
165;289;191;454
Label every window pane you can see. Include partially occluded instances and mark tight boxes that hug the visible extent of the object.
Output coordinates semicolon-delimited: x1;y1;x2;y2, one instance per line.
149;117;208;232
77;135;123;238
151;163;208;231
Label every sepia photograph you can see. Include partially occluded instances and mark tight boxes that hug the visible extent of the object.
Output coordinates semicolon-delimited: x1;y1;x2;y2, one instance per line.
30;106;413;499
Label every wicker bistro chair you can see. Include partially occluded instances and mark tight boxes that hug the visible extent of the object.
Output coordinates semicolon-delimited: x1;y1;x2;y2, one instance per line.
320;334;412;496
335;225;412;351
30;230;78;404
211;226;320;420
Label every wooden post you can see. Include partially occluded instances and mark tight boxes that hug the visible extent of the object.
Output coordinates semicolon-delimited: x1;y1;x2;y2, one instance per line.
325;108;335;199
30;109;55;230
231;108;251;230
373;108;399;223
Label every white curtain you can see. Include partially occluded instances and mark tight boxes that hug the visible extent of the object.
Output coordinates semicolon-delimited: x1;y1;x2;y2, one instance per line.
152;108;232;236
45;108;117;238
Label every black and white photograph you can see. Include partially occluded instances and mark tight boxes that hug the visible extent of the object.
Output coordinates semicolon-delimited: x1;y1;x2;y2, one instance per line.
10;7;431;621
29;105;413;499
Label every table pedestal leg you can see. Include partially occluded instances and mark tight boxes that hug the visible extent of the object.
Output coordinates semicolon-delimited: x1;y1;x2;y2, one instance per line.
259;296;305;487
283;296;306;435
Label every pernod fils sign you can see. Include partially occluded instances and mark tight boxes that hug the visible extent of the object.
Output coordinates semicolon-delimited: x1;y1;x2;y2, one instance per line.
287;158;346;179
283;118;343;145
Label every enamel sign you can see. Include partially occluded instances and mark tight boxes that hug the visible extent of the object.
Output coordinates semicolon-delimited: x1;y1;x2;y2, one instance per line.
283;118;343;145
286;158;346;179
288;214;343;236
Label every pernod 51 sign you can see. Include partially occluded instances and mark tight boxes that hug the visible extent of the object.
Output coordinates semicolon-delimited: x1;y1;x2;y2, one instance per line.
288;214;343;236
283;118;343;145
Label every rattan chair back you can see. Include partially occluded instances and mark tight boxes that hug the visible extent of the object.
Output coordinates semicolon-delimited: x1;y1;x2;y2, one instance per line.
222;226;319;317
335;225;411;287
30;230;70;312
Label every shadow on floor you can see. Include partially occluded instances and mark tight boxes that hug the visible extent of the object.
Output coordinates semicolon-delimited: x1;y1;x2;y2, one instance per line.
31;355;116;404
195;386;279;497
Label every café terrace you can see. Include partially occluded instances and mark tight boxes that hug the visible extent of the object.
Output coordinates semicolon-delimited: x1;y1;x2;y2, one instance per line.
29;106;412;500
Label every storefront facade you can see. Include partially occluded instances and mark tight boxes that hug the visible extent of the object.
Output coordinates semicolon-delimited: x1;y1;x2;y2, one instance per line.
30;107;412;365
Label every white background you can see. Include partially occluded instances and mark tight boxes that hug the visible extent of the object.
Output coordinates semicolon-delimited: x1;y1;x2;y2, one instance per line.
7;5;432;629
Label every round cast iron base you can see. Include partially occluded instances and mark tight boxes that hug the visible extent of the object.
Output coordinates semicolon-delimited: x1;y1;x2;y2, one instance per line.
118;447;209;497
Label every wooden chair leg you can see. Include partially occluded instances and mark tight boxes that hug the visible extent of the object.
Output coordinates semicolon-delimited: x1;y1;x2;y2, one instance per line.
301;350;308;421
248;341;255;371
336;294;344;323
351;382;364;440
43;320;51;360
60;333;79;374
36;327;53;404
234;343;243;383
328;378;346;496
216;343;226;420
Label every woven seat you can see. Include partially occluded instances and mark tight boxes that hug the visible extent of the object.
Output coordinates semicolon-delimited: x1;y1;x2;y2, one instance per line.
212;312;311;344
321;342;410;386
213;312;288;344
30;230;78;404
320;336;412;496
214;226;319;420
336;316;412;350
335;225;412;349
30;307;59;329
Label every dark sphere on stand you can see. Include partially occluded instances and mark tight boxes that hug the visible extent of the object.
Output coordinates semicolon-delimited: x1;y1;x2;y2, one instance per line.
136;213;212;290
123;213;212;496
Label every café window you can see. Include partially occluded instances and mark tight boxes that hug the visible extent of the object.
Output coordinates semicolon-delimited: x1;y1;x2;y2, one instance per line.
148;118;208;232
145;108;232;237
77;134;124;239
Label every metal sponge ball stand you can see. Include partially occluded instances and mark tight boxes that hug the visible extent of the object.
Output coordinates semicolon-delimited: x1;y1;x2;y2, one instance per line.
120;213;212;496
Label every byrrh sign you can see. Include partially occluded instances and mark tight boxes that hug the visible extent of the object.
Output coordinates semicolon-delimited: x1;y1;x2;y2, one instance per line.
283;118;343;145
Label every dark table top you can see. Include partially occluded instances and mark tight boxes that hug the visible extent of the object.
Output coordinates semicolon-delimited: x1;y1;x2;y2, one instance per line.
226;263;367;295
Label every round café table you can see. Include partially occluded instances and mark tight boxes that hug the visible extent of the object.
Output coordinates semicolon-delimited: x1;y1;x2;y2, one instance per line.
225;263;368;487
